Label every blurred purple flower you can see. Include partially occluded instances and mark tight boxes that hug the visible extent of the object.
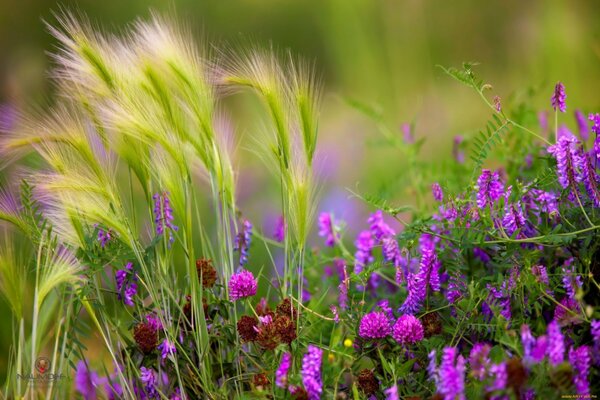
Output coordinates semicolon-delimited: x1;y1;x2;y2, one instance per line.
158;339;176;360
547;320;565;367
432;182;444;202
384;384;399;400
487;362;507;392
575;110;589;141
115;262;137;307
438;347;466;400
469;343;491;380
547;133;582;190
140;367;159;399
75;361;101;400
276;352;292;388
402;123;414;144
318;212;339;247
301;345;323;400
274;215;285;242
569;346;591;395
453;136;465;164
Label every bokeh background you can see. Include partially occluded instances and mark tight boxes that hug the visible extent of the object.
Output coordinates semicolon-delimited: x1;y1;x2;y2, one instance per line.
1;0;599;382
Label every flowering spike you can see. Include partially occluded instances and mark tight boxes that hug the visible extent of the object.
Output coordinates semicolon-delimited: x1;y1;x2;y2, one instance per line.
301;345;323;400
551;82;566;113
153;191;178;246
476;169;504;209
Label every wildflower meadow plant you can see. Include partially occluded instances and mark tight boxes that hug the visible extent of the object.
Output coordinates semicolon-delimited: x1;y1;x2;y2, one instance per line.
0;13;599;400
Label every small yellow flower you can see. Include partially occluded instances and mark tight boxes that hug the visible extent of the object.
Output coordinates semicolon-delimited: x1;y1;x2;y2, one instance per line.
343;338;353;348
328;353;335;363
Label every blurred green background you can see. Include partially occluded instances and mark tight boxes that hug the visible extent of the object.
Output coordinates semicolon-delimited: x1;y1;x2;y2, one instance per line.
1;0;599;381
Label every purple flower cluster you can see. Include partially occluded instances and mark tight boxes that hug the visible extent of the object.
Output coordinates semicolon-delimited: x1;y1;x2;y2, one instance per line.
400;236;440;314
432;182;444;202
551;82;566;112
487;362;507;392
97;227;112;248
392;314;424;345
547;134;581;190
276;352;292;388
318;212;339;247
575;110;589;141
153;191;178;246
228;269;258;301
140;367;159;399
547;320;565;367
115;262;137;306
274;215;285;242
569;346;591;395
301;345;323;400
354;230;375;274
561;259;582;301
358;311;392;339
476;169;504;209
75;361;123;400
469;343;491;380
429;348;466;400
158;338;176;360
234;219;253;267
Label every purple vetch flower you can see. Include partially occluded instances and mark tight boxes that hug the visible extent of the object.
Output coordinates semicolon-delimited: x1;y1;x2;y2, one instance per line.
493;96;502;113
554;297;581;326
358;311;392;339
318;212;339;247
97;227;112;248
473;247;490;264
274;215;285;242
368;210;395;242
382;236;403;268
551;82;566;113
170;388;182;400
530;189;560;218
502;196;528;238
580;151;600;207
153;192;178;246
446;273;466;304
428;350;439;385
575;110;589;141
377;299;394;319
140;367;159;399
432;182;444;202
354;230;375;275
115;262;137;307
569;346;591;395
399;239;440;314
402;123;414;144
561;258;582;301
531;265;553;295
301;345;323;400
547;320;565;367
531;335;548;363
547;133;582;190
485;283;511;322
469;343;491;380
158;339;176;360
523;388;536;400
145;313;163;331
234;219;253;267
276;352;292;388
453;135;465;164
75;361;102;400
392;314;424;345
521;325;536;366
591;320;600;365
384;384;399;400
338;269;349;310
330;305;340;323
438;347;466;400
228;269;258;301
591;113;600;159
487;362;507;392
476;169;504;209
